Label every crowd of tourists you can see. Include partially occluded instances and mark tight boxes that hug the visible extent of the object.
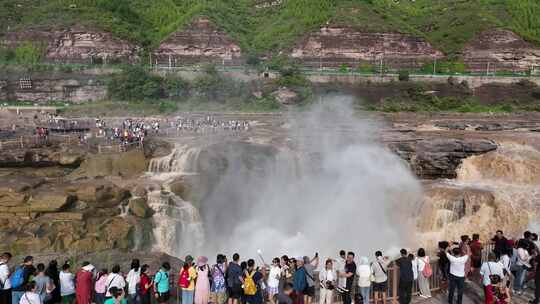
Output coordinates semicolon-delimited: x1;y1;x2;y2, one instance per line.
93;119;156;146
1;230;539;304
169;116;251;134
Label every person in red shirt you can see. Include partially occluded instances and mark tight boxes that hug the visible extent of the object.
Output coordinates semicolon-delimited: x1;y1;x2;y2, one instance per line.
75;262;94;304
470;234;483;277
140;265;153;304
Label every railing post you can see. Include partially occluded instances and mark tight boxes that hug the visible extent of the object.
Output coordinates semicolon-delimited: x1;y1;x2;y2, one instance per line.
98;145;101;154
392;266;398;304
20;136;23;148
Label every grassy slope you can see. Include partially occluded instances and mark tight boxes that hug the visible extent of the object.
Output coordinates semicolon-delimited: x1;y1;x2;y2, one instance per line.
0;0;539;55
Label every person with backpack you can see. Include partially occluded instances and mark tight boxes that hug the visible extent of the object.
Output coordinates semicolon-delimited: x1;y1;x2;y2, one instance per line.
416;248;432;298
12;256;35;304
94;269;109;304
19;282;41;304
226;254;243;304
242;259;263;304
179;256;197;304
0;252;12;304
153;262;170;304
33;264;55;303
194;257;210;304
138;265;152;304
125;259;141;304
105;265;126;298
371;251;389;304
59;263;75;304
44;261;60;304
210;255;227;304
75;262;94;304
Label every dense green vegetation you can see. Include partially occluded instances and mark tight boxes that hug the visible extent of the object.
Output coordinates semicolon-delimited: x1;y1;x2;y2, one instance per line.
97;64;281;114
1;0;539;55
367;96;517;113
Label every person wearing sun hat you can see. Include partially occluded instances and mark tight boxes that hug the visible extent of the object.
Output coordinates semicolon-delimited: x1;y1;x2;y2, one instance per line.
194;257;210;304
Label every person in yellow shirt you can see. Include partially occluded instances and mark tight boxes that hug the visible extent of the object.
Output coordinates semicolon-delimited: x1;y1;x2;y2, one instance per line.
179;256;197;304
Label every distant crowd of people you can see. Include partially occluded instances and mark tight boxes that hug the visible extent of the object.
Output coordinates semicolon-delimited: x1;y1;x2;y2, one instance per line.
93;119;156;146
1;230;540;304
169;116;250;134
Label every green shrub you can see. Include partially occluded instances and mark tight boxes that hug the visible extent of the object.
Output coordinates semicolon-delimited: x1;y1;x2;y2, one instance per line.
0;47;15;63
165;77;190;99
158;100;178;113
246;53;261;66
14;42;45;66
398;70;410;81
339;64;349;73
358;62;376;73
436;60;467;74
108;66;164;101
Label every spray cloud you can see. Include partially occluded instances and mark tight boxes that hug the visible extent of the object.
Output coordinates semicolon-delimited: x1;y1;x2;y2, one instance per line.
200;97;422;260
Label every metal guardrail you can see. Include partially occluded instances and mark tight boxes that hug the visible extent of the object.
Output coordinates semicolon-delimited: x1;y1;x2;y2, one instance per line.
0;133;143;154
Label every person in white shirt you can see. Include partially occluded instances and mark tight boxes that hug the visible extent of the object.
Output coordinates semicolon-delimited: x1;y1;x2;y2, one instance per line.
59;264;75;304
499;248;514;289
19;282;41;304
410;254;418;281
335;250;347;292
126;260;141;304
0;252;12;304
480;253;505;302
319;259;337;304
514;239;532;294
105;265;126;297
267;258;281;304
371;251;390;304
446;247;469;304
417;248;431;298
357;257;371;304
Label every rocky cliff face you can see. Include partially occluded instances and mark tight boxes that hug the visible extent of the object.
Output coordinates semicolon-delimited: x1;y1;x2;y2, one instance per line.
153;18;242;66
3;29;139;64
463;29;540;73
0;76;106;103
291;26;444;69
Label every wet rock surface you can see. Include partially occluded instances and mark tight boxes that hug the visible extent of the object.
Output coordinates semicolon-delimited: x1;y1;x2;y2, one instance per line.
390;138;498;179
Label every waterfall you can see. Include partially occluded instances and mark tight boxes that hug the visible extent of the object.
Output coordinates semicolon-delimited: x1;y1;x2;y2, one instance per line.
146;144;205;257
418;142;540;245
148;145;201;174
147;190;205;256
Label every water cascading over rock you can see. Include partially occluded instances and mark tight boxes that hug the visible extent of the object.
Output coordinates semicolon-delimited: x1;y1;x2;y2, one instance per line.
418;142;540;244
146;144;205;257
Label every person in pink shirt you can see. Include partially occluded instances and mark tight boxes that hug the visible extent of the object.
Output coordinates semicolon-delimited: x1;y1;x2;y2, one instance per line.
94;269;108;304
